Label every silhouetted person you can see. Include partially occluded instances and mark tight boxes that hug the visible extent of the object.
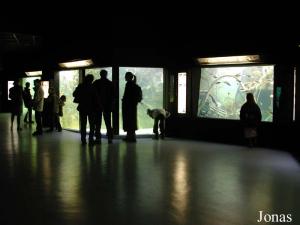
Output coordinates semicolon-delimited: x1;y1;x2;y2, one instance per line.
147;108;170;139
57;95;66;132
122;72;142;142
240;93;262;147
32;79;44;136
9;79;23;130
46;87;59;132
93;69;114;144
73;74;98;145
23;82;33;123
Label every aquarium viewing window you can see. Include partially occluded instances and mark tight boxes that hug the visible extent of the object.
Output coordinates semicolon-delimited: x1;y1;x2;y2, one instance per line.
293;67;296;121
59;70;80;130
178;72;187;114
42;81;49;98
198;65;274;122
7;81;14;100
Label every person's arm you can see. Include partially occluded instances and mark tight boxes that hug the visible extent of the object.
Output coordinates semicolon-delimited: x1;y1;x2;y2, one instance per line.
36;88;44;103
256;105;262;123
73;86;78;97
148;110;155;119
166;111;171;118
240;105;245;122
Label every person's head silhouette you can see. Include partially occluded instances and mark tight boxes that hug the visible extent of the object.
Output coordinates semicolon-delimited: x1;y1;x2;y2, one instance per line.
125;72;134;82
85;74;94;84
100;70;108;79
147;109;151;115
246;93;255;103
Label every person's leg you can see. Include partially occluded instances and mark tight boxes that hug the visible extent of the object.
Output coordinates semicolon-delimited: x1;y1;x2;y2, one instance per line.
33;111;43;135
24;110;28;123
153;118;159;139
88;113;96;145
11;113;14;129
28;107;33;123
57;115;62;132
36;111;43;134
253;136;257;146
80;112;87;144
159;116;165;139
94;111;102;142
53;113;59;131
127;130;136;142
34;111;38;133
17;114;21;130
103;110;113;143
47;112;54;132
249;138;254;148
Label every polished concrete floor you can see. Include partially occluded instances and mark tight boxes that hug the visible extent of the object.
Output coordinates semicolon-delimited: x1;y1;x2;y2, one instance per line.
1;113;300;225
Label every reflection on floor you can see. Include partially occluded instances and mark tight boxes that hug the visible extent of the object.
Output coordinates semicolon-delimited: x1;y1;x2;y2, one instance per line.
0;113;300;225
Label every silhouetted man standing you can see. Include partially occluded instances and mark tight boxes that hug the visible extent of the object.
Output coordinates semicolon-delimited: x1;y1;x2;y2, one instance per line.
73;74;98;145
93;70;114;144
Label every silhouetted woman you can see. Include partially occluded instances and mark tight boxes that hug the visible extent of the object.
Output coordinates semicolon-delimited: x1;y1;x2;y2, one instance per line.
240;93;262;147
122;72;142;142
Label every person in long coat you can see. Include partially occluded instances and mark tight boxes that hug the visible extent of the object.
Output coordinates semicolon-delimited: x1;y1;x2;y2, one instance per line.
122;72;142;142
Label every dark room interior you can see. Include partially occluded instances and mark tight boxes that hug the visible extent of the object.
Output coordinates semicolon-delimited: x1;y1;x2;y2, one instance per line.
1;18;300;225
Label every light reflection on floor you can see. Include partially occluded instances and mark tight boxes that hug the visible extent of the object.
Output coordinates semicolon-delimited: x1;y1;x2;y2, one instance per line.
0;114;299;225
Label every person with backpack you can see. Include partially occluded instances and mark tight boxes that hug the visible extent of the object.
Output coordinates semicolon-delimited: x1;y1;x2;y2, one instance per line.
240;93;262;147
122;72;142;142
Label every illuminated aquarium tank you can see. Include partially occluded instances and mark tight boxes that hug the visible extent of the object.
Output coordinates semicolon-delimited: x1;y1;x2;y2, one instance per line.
59;70;80;130
197;66;274;122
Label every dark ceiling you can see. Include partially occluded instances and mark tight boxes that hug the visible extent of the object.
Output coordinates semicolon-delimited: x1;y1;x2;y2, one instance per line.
1;17;299;76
